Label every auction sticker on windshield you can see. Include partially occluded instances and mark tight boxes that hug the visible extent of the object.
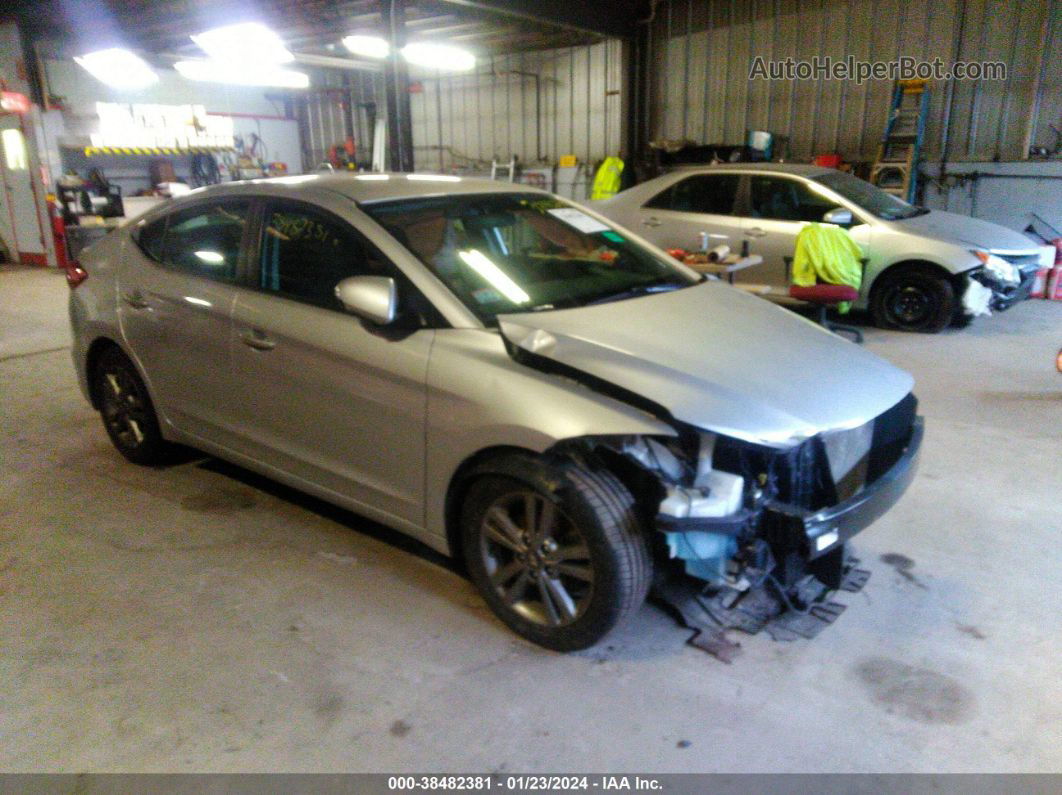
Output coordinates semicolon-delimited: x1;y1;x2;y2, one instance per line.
547;207;610;234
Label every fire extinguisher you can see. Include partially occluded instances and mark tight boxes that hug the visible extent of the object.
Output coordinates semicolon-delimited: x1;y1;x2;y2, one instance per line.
46;193;70;271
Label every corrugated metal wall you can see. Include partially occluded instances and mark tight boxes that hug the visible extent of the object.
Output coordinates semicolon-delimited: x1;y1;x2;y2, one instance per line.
297;68;384;171
408;39;625;173
649;0;1061;162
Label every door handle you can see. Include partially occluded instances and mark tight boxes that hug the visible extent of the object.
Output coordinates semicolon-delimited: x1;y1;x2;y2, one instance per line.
745;227;767;238
240;329;276;351
121;291;149;309
642;216;662;227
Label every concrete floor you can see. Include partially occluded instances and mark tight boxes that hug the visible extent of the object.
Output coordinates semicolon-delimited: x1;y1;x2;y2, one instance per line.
1;265;1060;773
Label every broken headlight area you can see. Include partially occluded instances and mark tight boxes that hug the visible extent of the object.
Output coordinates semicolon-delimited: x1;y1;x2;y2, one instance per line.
585;393;920;662
965;262;1036;314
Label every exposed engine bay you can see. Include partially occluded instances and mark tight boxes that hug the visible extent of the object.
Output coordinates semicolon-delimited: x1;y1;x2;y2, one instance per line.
556;393;922;662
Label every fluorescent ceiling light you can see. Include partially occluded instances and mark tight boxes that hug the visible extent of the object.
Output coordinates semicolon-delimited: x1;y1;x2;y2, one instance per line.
191;22;292;65
343;35;390;59
74;48;158;90
458;250;529;304
174;59;309;89
401;42;475;72
406;173;460;182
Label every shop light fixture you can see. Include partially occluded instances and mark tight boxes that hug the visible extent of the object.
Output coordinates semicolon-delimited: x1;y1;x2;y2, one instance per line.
191;22;292;65
174;59;309;89
342;35;390;59
74;48;159;90
401;42;476;72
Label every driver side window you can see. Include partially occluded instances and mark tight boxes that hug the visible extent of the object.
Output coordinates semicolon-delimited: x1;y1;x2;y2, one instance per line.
258;201;387;310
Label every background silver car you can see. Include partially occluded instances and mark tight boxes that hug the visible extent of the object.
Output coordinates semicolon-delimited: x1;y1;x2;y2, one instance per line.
595;163;1044;332
68;174;921;651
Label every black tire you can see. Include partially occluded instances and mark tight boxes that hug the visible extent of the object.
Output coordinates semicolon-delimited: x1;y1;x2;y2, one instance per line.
870;265;955;333
92;346;170;465
461;454;651;651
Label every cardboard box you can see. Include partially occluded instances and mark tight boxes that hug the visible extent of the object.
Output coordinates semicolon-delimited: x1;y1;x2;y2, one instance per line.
1031;268;1050;299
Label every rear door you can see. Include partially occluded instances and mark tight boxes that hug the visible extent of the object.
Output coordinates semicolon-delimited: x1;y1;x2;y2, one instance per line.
227;197;433;525
632;173;744;253
740;175;844;286
118;198;251;445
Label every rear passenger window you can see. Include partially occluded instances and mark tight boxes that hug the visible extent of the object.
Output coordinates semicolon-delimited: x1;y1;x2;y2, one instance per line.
644;174;740;215
259;201;388;310
159;200;251;281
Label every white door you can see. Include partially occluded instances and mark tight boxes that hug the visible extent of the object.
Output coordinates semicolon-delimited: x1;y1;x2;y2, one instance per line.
629;173;745;254
0;116;45;264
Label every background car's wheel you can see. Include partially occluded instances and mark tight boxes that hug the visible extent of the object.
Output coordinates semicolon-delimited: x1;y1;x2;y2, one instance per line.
461;455;651;651
92;346;170;465
870;265;955;333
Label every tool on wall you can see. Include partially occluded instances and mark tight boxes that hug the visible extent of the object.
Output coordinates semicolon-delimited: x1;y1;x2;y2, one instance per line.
870;79;930;203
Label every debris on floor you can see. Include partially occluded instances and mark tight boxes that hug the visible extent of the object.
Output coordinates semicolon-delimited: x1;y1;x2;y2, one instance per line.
656;557;871;663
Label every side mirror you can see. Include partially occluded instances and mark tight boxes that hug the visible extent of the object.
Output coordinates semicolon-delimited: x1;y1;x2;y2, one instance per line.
335;276;397;325
823;207;853;226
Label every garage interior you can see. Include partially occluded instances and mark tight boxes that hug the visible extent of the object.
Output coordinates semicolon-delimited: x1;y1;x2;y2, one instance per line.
1;0;1060;777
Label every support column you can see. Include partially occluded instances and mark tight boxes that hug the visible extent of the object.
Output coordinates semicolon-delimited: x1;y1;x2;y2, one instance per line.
383;0;415;172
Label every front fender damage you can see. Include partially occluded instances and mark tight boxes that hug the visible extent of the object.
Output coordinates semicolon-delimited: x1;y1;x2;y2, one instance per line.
552;415;921;663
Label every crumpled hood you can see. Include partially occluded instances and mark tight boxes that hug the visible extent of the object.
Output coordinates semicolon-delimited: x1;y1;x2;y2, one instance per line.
894;210;1039;253
499;281;914;446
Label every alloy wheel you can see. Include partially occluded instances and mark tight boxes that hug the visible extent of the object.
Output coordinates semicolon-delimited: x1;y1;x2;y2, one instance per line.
478;490;594;627
99;367;151;452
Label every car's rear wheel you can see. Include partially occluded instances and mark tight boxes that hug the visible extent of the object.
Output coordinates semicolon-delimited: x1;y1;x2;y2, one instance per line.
461;455;651;651
93;346;169;465
870;265;954;333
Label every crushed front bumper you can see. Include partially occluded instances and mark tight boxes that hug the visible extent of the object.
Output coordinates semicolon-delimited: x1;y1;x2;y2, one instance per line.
968;266;1037;312
764;416;924;562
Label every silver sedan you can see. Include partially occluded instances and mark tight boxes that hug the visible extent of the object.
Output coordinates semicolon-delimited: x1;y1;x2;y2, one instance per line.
68;174;922;650
595;163;1043;332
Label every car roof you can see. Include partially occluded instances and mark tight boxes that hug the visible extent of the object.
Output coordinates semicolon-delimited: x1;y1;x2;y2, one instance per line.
181;172;550;204
668;162;833;177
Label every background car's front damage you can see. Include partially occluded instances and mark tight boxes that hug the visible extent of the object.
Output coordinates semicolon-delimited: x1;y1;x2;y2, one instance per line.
961;251;1042;318
552;393;923;661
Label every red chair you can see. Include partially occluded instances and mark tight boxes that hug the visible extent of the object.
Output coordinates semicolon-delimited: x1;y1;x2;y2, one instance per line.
784;256;867;343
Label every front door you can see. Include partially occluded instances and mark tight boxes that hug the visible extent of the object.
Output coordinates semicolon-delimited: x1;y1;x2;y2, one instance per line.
117;198;251;445
228;198;432;525
740;174;849;288
631;173;745;255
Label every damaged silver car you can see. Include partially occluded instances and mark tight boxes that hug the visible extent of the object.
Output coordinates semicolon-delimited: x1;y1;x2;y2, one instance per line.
68;174;923;651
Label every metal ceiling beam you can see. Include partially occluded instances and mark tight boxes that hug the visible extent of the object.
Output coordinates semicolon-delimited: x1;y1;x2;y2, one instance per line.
433;0;639;39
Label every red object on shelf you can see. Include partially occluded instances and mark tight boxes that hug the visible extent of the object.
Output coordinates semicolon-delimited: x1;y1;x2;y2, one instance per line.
666;248;687;261
813;154;843;169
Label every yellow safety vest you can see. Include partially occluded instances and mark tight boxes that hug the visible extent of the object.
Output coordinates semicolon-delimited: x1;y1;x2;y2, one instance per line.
590;157;625;200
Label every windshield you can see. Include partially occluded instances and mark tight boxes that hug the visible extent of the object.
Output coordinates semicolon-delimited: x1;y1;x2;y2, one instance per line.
362;192;697;322
812;171;925;221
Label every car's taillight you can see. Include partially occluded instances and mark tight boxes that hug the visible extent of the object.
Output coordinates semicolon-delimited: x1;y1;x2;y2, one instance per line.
65;261;88;288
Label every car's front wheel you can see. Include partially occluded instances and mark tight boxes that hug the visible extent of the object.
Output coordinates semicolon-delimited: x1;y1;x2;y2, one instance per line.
92;346;170;465
461;455;651;651
870;265;955;333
